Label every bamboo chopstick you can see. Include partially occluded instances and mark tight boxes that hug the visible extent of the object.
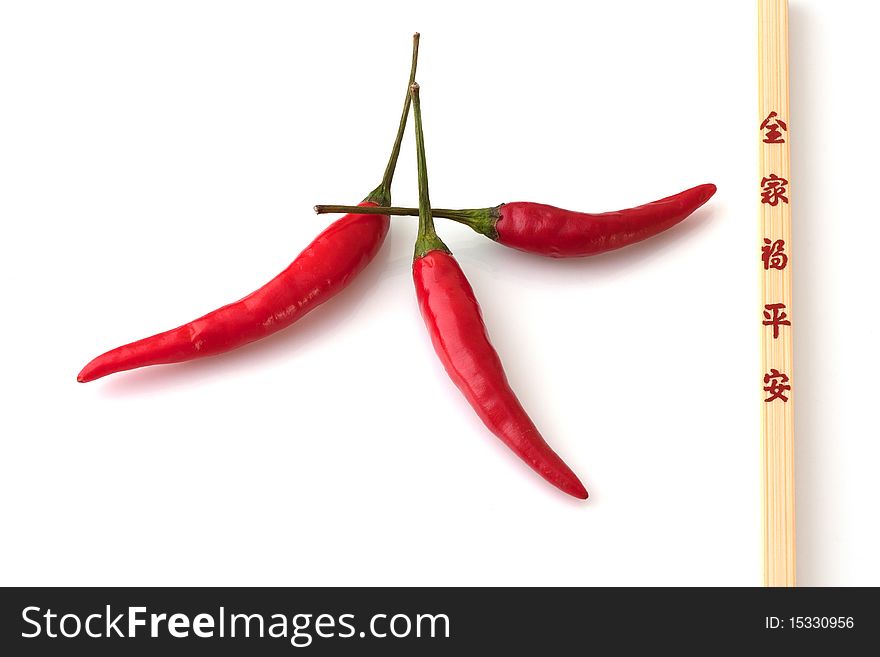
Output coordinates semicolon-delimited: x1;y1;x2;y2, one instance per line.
758;0;795;587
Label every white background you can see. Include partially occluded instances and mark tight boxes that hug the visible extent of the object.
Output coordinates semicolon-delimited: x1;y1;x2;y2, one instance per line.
0;1;876;586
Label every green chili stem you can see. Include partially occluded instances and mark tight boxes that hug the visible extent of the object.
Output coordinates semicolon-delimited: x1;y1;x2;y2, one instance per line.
317;204;469;220
411;83;450;258
364;33;420;206
314;203;500;239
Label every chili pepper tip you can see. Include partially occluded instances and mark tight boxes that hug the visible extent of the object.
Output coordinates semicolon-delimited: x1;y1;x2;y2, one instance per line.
695;183;717;204
570;482;589;500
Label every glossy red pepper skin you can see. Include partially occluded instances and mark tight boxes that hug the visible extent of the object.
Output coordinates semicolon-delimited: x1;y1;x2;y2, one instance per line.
495;183;716;258
413;248;588;499
316;182;717;257
77;204;389;382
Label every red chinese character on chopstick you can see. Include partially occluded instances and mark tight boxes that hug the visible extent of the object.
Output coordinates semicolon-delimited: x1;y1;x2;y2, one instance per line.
763;369;791;402
760;111;787;144
761;174;789;206
762;303;791;339
761;238;788;270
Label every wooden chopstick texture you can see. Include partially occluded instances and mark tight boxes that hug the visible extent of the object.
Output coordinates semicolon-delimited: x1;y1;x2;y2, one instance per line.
758;0;796;587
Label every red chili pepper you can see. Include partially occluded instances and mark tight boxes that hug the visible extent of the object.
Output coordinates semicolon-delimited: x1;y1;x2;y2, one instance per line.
315;183;716;258
78;34;421;383
77;209;388;382
409;83;587;499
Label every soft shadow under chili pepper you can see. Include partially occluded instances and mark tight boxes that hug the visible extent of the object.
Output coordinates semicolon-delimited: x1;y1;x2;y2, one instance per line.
78;34;421;383
315;183;716;258
409;82;587;499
